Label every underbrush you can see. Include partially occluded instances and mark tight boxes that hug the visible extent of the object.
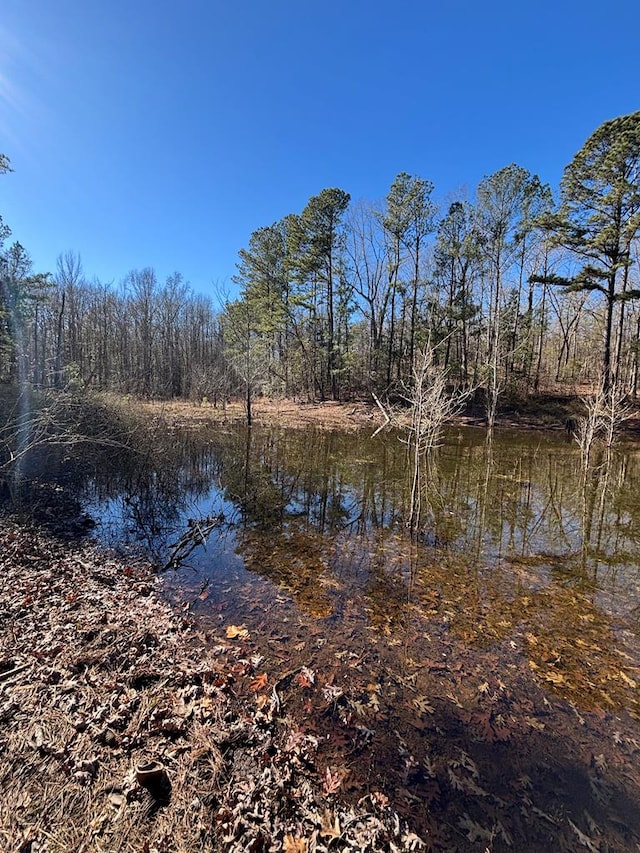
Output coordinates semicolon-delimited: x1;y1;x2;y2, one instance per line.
0;386;149;505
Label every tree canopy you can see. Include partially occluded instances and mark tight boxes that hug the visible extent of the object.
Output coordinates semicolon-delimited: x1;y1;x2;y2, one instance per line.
4;115;640;406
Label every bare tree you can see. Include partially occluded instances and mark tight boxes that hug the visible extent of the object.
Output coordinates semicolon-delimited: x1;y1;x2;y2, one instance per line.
374;341;472;532
573;381;635;470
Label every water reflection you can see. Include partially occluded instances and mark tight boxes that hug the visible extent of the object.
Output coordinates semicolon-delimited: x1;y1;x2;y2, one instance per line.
75;424;640;622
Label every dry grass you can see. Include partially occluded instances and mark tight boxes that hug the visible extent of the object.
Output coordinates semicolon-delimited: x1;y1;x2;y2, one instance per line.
126;397;382;433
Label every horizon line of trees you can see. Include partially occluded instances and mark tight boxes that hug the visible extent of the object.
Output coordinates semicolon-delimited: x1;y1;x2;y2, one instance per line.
2;112;640;413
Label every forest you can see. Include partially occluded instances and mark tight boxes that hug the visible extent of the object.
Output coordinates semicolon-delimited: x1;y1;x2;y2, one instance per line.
2;111;640;420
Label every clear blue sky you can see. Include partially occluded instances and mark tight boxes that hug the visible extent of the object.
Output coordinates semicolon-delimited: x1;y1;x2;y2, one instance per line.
1;0;639;296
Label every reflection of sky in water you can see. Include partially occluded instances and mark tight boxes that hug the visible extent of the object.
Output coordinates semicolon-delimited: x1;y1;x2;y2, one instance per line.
74;425;640;621
84;484;246;580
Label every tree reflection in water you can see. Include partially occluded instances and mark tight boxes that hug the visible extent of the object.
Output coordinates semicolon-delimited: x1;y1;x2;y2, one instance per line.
73;423;640;618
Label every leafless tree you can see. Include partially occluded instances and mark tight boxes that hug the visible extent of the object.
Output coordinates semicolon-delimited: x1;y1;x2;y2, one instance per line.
374;341;472;532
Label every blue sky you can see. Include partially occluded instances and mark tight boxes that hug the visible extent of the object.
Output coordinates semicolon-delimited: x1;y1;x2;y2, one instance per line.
1;0;639;296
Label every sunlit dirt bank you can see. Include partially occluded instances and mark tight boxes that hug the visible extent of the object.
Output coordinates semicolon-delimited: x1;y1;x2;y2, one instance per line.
135;398;387;433
130;393;640;436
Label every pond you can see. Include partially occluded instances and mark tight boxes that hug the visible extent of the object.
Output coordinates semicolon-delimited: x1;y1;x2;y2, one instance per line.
59;423;640;849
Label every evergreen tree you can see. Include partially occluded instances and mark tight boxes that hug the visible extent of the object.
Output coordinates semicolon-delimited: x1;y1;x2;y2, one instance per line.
541;111;640;392
476;164;546;421
0;240;51;384
234;221;292;393
383;172;436;380
294;188;351;400
433;201;482;382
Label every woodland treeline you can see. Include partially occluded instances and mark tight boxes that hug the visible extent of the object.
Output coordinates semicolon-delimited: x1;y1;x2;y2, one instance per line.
2;112;640;412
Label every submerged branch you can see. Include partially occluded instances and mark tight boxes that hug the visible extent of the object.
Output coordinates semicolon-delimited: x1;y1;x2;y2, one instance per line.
162;513;226;571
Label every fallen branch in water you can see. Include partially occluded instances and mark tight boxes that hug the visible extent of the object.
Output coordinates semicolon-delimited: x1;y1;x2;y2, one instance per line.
162;513;226;571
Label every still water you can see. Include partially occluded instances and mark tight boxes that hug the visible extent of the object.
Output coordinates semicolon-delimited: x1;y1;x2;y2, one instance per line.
85;424;640;619
78;423;640;850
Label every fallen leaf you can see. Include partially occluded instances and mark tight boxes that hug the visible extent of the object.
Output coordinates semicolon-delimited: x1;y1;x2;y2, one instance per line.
322;683;343;702
250;672;268;692
295;666;316;689
458;812;492;843
371;791;389;808
413;696;435;715
226;625;249;639
323;766;347;795
368;692;381;712
320;808;341;839
283;834;307;853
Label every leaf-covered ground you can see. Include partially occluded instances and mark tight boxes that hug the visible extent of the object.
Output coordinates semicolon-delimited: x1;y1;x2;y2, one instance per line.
0;518;426;852
2;515;640;852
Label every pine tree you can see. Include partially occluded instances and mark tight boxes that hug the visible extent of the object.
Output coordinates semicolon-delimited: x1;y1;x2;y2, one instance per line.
542;111;640;392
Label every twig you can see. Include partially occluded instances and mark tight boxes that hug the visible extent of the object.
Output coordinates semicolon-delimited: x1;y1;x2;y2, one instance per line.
371;392;390;438
162;515;224;571
0;662;30;682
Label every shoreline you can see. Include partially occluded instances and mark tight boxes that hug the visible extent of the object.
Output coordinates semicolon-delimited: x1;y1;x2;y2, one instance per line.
0;518;417;852
128;394;640;438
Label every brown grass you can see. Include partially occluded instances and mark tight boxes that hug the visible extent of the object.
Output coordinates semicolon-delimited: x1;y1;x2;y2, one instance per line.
128;397;382;433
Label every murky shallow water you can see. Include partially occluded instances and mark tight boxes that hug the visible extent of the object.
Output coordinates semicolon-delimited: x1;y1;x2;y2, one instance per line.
65;424;640;848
